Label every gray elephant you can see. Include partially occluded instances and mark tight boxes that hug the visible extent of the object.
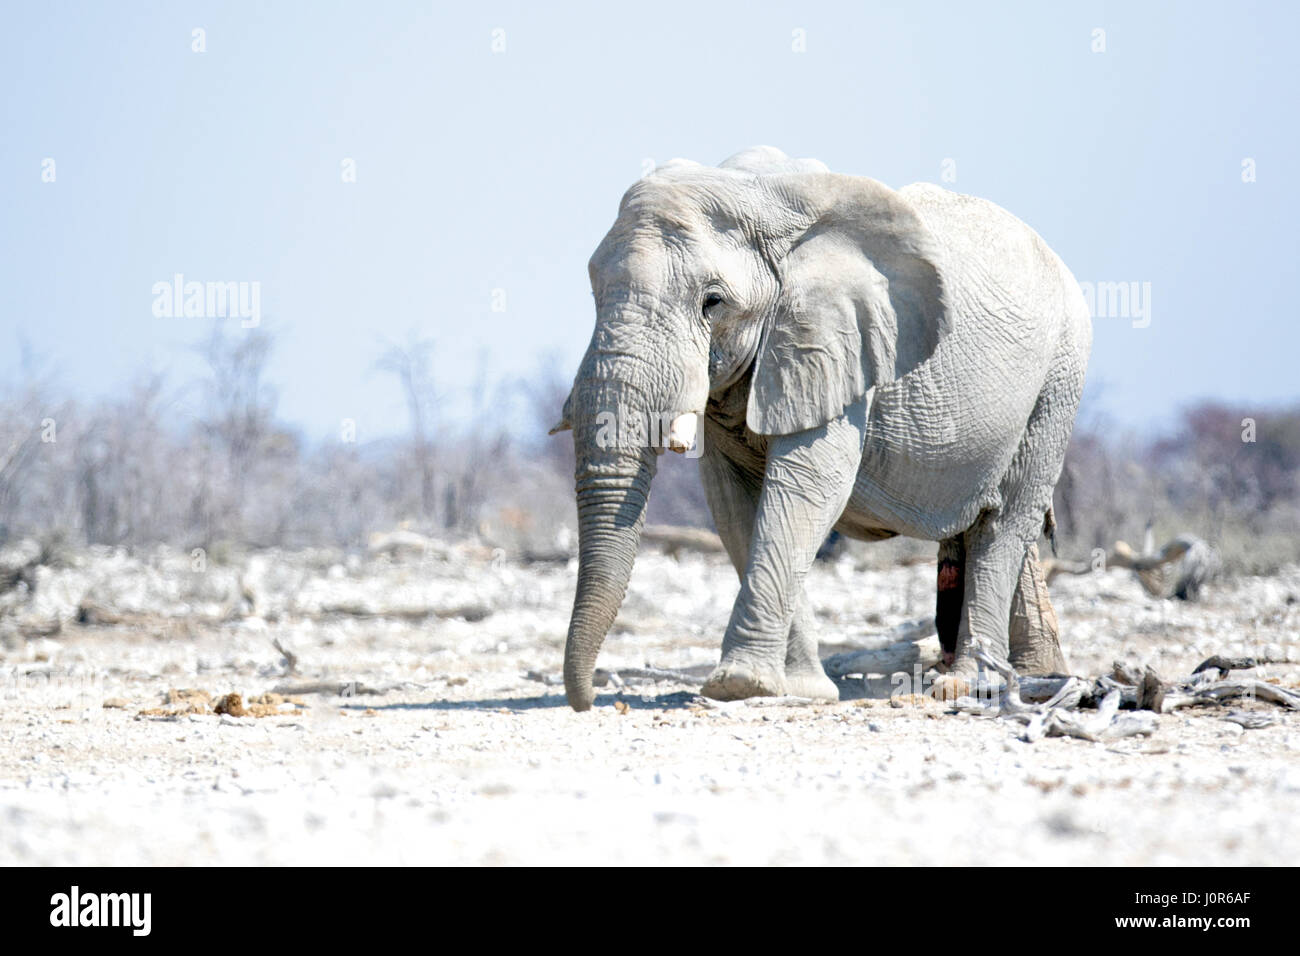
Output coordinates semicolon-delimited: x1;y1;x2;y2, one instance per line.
551;147;1091;711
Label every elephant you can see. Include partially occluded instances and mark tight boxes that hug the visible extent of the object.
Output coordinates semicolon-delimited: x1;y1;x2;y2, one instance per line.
551;146;1091;712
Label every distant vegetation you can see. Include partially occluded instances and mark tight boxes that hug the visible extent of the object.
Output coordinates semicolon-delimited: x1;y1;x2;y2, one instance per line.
1;325;1296;575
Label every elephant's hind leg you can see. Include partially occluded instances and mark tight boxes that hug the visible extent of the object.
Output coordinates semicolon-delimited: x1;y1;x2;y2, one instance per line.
1008;542;1069;675
950;514;1030;677
953;329;1084;678
938;536;1067;675
936;536;965;667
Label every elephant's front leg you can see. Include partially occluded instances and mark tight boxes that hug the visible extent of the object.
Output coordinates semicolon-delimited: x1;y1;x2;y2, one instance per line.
699;436;840;702
702;403;866;701
783;591;842;700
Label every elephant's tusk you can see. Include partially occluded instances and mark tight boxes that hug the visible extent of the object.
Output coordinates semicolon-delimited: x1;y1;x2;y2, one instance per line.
666;412;698;453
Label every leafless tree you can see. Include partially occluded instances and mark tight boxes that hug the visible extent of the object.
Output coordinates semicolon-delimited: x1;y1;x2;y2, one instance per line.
376;333;439;522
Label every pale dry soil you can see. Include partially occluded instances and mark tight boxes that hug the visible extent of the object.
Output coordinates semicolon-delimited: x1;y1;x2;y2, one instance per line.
1;545;1298;865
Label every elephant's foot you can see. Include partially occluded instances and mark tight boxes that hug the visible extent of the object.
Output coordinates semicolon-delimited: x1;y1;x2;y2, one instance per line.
701;659;787;701
783;665;841;702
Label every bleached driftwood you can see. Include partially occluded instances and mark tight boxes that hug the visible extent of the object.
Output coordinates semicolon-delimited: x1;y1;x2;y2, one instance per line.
1041;533;1220;601
270;679;424;697
822;635;942;678
959;646;1298;744
1192;655;1258;676
1221;711;1275;730
525;664;712;688
271;637;298;675
690;694;822;710
1155;677;1300;713
639;525;726;557
598;665;712;688
956;649;1160;743
4;615;62;639
366;530;448;561
980;673;1139;709
1110;534;1220;601
309;600;493;623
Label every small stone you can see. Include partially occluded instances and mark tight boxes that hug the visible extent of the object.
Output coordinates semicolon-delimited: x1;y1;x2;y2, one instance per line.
213;693;246;717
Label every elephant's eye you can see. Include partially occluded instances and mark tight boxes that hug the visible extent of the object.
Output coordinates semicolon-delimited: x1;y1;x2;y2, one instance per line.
702;292;724;315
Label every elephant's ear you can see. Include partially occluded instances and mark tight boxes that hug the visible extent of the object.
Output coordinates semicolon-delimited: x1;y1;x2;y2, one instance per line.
746;175;950;436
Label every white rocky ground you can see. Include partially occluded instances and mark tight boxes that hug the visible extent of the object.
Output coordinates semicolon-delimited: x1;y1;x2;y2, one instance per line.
1;540;1297;865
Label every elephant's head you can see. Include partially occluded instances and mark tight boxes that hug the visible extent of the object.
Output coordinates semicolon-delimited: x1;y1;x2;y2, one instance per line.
553;146;949;711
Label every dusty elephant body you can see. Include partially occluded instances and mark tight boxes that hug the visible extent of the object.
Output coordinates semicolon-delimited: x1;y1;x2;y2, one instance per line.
554;147;1091;711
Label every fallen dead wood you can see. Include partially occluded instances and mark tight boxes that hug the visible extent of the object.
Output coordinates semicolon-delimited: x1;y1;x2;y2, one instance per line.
525;664;712;688
823;635;942;677
640;525;725;557
1108;662;1300;714
76;600;237;628
269;679;423;697
1221;711;1275;730
1192;655;1258;676
366;530;450;561
1111;534;1220;601
1041;533;1220;601
309;601;492;623
954;649;1159;743
956;646;1299;743
690;694;823;710
1002;673;1139;709
4;615;62;639
517;547;572;565
272;638;298;674
77;601;168;627
1156;676;1300;713
597;665;713;688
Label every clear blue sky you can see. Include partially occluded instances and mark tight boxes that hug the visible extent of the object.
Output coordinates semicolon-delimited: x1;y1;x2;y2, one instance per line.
2;0;1296;442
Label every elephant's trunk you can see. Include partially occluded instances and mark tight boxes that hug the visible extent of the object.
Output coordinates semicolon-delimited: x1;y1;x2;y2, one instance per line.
563;387;657;712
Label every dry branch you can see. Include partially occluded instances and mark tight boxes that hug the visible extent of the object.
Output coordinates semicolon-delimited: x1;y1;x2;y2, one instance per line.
524;664;711;688
1221;711;1275;730
962;648;1160;743
961;645;1298;743
271;638;298;675
822;635;942;678
309;601;492;623
639;525;725;556
1042;533;1220;601
1192;655;1258;677
269;679;422;697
